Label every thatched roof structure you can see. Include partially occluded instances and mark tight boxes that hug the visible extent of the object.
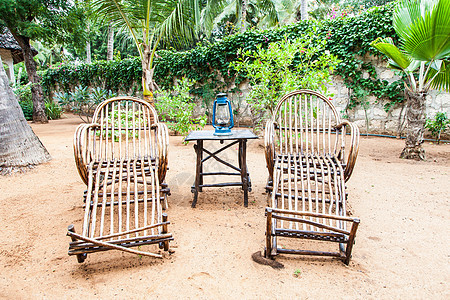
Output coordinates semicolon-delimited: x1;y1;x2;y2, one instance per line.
0;29;38;64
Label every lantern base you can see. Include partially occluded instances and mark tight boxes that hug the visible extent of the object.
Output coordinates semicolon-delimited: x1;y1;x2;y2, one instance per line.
213;128;232;136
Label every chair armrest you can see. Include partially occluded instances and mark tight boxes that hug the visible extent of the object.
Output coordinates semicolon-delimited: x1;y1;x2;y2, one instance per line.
335;120;360;181
73;123;99;185
264;120;276;180
156;122;169;183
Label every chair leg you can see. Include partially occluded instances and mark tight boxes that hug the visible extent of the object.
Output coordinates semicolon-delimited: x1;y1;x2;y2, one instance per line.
265;208;273;259
265;177;273;193
339;242;346;257
344;219;360;265
163;192;169;210
162;213;169;251
67;225;86;263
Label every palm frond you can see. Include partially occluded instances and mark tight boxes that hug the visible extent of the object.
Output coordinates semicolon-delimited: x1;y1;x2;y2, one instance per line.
91;0;145;58
257;0;280;27
427;60;450;91
200;0;227;36
394;0;450;61
154;0;200;49
370;37;412;70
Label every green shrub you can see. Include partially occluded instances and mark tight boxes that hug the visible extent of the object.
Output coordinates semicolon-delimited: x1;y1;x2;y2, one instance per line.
231;34;340;128
56;86;116;123
155;77;207;141
18;98;63;121
42;58;141;95
45;101;63;120
425;112;450;144
14;81;61;121
14;82;32;102
19;100;33;121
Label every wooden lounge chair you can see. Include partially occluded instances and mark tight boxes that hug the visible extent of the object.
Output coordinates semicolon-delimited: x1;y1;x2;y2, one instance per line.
67;96;172;262
264;90;360;265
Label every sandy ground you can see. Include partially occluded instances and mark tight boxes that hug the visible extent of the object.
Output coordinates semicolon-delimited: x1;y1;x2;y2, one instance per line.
0;114;449;299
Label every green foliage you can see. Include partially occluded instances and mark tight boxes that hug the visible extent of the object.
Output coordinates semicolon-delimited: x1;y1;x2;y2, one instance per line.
44;101;63;120
43;2;403;112
19;100;33;121
15;83;62;120
13;82;32;102
425;112;450;143
371;0;450;93
101;110;145;142
89;27;139;60
310;0;395;20
231;34;339;128
155;77;207;140
0;0;87;51
41;58;141;96
56;86;117;123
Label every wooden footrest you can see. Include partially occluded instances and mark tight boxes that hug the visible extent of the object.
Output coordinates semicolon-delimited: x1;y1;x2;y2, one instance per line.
275;228;348;243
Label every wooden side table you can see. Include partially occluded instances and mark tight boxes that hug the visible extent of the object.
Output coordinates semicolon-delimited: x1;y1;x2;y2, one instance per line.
184;129;258;208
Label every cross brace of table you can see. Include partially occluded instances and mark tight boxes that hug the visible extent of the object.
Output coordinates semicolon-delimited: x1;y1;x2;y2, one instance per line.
190;139;252;208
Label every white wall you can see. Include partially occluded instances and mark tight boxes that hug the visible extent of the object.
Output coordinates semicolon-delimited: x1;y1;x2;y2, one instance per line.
0;49;15;85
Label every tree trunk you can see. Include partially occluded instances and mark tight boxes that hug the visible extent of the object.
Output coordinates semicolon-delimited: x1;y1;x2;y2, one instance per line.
142;44;155;106
0;57;51;172
241;0;247;32
300;0;308;21
107;23;114;61
250;105;265;136
9;30;48;123
400;89;426;160
86;41;92;64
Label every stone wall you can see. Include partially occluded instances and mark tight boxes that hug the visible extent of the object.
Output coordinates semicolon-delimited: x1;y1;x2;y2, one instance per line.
223;56;450;137
329;55;450;136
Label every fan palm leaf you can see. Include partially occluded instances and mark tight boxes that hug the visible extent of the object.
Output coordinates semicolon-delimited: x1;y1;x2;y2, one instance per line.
370;37;412;69
394;0;450;61
371;0;449;159
426;60;450;91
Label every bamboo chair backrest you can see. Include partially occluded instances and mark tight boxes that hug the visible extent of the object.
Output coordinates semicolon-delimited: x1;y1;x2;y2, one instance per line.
88;96;160;162
272;90;346;159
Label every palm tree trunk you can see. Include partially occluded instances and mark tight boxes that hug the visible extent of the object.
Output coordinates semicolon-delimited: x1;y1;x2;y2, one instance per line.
400;89;426;160
300;0;308;21
141;44;155;106
107;23;114;61
9;30;48;124
86;41;92;64
241;0;248;32
0;58;51;172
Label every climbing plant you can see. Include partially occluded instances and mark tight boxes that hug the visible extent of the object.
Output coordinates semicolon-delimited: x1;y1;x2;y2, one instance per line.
41;58;141;95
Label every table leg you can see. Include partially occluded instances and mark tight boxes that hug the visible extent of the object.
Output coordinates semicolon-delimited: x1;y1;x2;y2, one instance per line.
199;140;203;192
192;140;203;208
240;139;249;207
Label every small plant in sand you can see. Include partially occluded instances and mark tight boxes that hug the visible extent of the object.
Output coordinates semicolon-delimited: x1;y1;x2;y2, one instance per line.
425;112;450;144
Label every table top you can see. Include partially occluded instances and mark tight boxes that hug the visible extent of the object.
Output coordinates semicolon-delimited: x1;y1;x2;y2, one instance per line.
184;129;258;141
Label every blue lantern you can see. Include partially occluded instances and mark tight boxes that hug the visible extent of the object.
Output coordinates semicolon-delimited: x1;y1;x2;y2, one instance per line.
212;93;234;136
